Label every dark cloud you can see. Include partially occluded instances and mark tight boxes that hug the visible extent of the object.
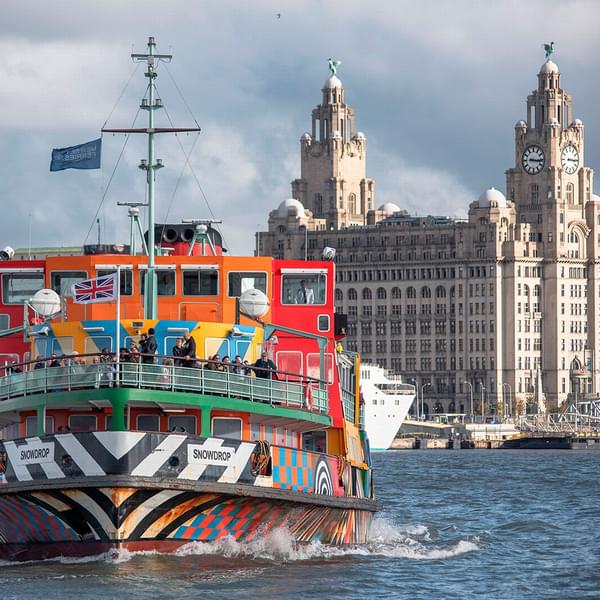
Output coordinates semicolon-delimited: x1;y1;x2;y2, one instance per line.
0;1;598;254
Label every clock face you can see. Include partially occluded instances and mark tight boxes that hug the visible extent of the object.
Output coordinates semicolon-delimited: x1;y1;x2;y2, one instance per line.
522;145;545;175
561;144;579;174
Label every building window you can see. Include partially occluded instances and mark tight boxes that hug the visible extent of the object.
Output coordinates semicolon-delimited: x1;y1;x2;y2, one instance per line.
531;184;539;204
566;183;574;204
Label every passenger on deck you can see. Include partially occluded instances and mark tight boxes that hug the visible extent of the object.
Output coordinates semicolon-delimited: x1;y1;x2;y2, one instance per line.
142;328;157;364
172;337;185;367
222;356;232;371
253;352;277;379
33;356;46;370
232;355;245;375
48;353;61;368
7;361;21;374
182;331;196;368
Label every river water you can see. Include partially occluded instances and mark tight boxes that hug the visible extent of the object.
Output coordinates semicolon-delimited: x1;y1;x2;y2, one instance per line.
1;450;598;599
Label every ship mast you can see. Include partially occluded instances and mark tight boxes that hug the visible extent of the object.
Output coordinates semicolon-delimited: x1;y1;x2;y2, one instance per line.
102;36;201;319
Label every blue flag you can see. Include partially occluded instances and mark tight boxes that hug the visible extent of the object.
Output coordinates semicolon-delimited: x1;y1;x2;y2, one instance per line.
50;138;102;171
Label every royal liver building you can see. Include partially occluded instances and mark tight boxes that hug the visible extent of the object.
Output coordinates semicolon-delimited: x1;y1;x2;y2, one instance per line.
258;54;600;416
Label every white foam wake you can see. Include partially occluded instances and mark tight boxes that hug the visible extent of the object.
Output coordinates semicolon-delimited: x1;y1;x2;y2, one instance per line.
0;517;479;566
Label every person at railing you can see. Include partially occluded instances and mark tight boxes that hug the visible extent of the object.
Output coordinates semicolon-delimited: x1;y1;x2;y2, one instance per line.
205;354;224;372
33;356;46;370
7;361;22;374
182;331;196;368
129;344;141;364
253;352;277;380
48;353;61;368
140;329;158;364
172;337;185;367
232;355;246;375
99;348;115;387
222;356;232;372
160;358;173;388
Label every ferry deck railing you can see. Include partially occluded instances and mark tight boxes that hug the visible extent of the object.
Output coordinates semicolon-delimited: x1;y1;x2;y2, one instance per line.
0;355;329;415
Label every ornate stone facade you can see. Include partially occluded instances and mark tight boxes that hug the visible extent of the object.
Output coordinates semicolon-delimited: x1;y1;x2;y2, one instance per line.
258;59;599;416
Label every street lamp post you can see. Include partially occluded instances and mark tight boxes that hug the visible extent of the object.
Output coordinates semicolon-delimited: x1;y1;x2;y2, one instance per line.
480;383;486;422
409;378;419;420
421;382;431;420
502;382;512;420
463;381;474;422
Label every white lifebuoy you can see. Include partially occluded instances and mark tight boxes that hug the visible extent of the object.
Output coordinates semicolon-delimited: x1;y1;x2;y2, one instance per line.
304;385;314;410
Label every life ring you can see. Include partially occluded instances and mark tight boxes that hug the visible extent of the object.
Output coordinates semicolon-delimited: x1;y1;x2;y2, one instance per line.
304;384;314;410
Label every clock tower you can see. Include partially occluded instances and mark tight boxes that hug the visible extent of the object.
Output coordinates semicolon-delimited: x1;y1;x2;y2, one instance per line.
506;56;593;253
504;50;600;411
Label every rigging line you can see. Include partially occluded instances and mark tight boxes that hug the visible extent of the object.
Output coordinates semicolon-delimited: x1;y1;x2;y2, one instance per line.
154;86;228;248
83;107;142;245
163;63;202;129
101;62;141;130
159;133;201;245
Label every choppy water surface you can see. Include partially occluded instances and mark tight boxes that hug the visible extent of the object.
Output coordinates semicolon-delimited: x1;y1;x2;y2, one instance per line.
1;450;599;599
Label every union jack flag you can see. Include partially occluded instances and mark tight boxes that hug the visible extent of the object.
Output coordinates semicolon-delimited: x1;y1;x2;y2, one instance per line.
72;273;117;304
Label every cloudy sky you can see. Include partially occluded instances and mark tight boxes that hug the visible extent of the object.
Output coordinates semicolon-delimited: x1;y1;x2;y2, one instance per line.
1;0;599;255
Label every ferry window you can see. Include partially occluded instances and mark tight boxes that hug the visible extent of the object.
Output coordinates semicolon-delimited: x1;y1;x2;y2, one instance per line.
51;337;74;357
307;352;334;384
276;351;302;381
211;417;242;440
2;273;44;304
302;430;327;453
140;269;176;296
51;271;87;298
85;336;112;354
263;425;273;443
228;272;267;297
183;270;218;296
68;415;97;432
168;415;196;434
25;416;55;436
281;274;326;305
250;422;261;440
0;315;9;331
318;315;330;332
97;269;132;296
137;414;160;432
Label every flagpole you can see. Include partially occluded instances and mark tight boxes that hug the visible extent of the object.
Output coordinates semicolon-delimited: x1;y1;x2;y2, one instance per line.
115;266;121;386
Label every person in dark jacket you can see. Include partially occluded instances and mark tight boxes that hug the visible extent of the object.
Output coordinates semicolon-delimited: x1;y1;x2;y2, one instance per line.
143;328;157;364
253;352;277;379
172;337;185;367
182;331;196;368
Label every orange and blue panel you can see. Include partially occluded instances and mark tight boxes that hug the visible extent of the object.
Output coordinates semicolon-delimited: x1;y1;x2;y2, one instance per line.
272;447;315;493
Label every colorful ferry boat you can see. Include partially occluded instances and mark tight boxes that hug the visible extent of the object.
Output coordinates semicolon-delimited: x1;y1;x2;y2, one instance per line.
0;38;377;561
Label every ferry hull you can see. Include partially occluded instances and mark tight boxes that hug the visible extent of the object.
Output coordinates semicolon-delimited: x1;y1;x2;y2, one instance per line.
0;431;376;561
0;486;374;561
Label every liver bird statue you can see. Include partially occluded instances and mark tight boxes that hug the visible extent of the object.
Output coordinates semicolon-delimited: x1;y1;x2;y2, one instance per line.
543;41;555;60
328;58;341;76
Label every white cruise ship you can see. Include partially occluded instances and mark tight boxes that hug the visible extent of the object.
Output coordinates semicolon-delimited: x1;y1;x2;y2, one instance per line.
360;364;416;451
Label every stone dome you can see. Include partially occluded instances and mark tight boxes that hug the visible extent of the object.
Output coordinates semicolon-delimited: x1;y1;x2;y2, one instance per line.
323;75;343;89
355;131;366;139
478;187;507;208
378;202;401;215
539;60;559;74
277;198;305;219
515;120;527;128
301;132;312;141
592;194;600;203
573;118;584;127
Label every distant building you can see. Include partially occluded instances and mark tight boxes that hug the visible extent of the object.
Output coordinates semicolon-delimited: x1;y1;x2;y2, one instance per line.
257;57;599;416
